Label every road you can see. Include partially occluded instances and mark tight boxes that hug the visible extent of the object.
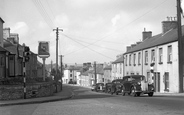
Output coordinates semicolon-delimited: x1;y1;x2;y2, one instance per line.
0;85;184;115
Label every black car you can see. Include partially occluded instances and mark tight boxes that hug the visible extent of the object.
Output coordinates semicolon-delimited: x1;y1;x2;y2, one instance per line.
121;75;154;97
104;83;112;93
95;83;105;92
110;79;126;95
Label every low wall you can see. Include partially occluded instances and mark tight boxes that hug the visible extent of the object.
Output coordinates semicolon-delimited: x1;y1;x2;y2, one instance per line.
0;82;61;100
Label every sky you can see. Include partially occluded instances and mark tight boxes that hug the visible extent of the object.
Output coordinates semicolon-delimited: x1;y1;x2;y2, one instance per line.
0;0;182;65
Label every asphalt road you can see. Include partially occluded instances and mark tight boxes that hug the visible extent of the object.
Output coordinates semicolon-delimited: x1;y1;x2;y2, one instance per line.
0;85;184;115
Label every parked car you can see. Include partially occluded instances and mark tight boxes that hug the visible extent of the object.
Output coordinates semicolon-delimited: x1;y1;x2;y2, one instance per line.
121;75;154;97
91;84;96;91
110;79;126;95
104;83;112;93
95;83;105;92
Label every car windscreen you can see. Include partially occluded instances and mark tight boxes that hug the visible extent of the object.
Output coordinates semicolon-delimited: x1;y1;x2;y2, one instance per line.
132;76;144;81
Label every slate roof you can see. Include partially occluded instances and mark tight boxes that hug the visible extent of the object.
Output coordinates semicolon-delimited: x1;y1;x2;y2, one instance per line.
124;26;183;54
112;56;124;64
0;46;10;52
103;65;112;70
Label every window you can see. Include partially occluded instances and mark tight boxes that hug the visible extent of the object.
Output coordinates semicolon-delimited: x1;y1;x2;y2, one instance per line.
133;53;136;66
145;51;148;65
138;52;141;65
129;54;131;66
151;49;155;62
159;48;163;64
70;74;72;77
168;45;172;63
70;70;72;73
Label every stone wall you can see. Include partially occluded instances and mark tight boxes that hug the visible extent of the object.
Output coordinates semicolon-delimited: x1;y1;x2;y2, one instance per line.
0;82;60;100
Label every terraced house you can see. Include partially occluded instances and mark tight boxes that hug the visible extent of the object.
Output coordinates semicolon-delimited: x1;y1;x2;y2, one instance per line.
123;18;183;93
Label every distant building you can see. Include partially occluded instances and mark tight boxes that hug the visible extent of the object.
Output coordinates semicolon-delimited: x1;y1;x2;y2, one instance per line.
112;55;124;80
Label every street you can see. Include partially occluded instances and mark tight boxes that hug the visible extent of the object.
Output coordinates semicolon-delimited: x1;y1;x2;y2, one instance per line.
0;85;184;115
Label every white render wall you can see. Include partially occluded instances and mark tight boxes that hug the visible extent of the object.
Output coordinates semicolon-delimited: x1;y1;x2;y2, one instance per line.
111;63;123;80
124;41;179;93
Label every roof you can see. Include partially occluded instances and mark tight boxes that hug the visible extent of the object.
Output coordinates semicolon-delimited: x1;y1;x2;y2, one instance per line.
0;17;4;23
0;46;10;52
66;65;83;70
95;64;104;74
112;56;124;64
124;25;183;54
80;70;89;76
103;65;112;70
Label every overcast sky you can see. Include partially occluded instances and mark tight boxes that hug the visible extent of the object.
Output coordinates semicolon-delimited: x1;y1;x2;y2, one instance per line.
0;0;182;65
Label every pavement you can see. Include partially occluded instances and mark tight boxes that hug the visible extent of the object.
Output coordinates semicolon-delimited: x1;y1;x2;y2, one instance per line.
0;84;74;107
0;84;184;107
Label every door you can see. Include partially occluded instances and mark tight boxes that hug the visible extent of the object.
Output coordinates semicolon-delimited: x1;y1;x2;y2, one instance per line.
9;55;15;77
164;72;169;92
154;72;160;92
0;54;5;78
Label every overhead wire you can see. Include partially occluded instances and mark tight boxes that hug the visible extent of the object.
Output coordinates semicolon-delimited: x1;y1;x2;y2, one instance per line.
62;34;114;60
63;34;123;52
32;0;54;29
69;0;169;53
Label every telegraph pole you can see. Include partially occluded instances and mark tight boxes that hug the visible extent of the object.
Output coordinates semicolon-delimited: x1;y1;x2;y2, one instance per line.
177;0;184;93
94;61;97;85
53;27;63;82
60;55;63;90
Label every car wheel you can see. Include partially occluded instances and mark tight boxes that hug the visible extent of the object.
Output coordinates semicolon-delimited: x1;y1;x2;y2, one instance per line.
148;92;153;97
137;93;140;97
131;87;137;97
116;92;118;95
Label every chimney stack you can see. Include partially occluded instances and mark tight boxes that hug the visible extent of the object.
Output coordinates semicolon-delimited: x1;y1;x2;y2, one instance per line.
0;18;5;47
126;46;131;52
131;44;136;48
3;27;10;40
162;17;177;34
142;28;152;41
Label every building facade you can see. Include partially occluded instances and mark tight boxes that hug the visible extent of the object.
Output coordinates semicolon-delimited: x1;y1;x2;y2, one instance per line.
123;19;183;93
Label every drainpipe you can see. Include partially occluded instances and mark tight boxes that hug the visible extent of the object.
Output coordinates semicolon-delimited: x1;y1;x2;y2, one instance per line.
142;50;143;75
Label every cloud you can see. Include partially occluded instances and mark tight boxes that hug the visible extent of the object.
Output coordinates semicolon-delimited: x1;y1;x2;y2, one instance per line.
11;22;29;36
111;14;121;26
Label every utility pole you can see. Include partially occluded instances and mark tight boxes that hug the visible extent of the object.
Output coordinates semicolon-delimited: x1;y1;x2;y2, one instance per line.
177;0;183;93
94;61;97;85
53;27;63;84
22;43;26;99
60;55;63;91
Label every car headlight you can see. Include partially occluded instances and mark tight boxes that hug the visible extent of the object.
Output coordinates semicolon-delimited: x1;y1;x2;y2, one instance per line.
137;82;141;85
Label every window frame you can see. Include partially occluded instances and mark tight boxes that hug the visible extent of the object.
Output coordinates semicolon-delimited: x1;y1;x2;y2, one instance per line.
145;51;148;65
167;45;172;63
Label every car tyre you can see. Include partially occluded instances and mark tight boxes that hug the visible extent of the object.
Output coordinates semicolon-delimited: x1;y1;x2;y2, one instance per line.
131;87;137;97
137;93;140;97
148;92;153;97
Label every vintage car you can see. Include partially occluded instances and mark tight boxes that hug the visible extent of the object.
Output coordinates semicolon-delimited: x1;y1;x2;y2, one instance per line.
111;79;126;95
91;84;96;91
121;75;154;97
95;83;105;92
104;83;112;93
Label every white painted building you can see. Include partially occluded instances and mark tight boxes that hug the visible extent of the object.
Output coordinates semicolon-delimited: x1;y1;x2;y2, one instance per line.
123;19;184;93
111;55;124;80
